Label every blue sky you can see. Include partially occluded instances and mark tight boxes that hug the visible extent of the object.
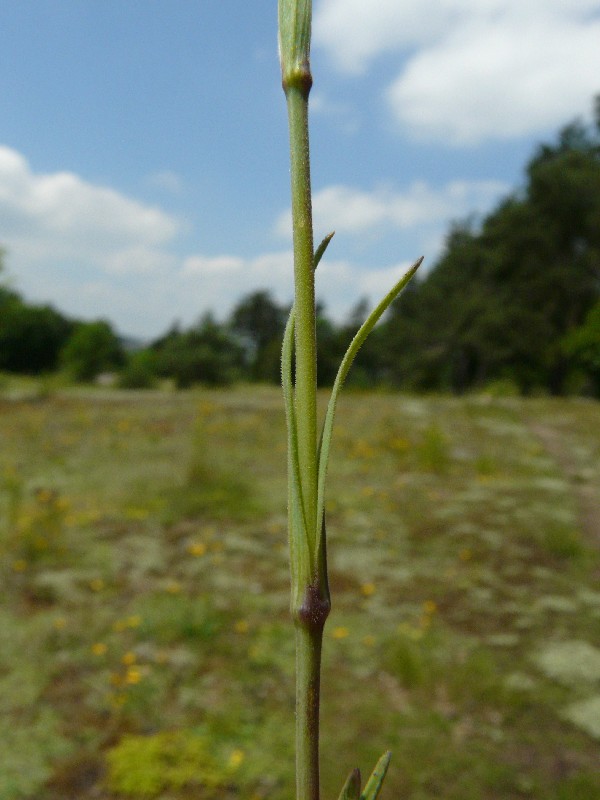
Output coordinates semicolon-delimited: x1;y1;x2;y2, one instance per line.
1;0;598;338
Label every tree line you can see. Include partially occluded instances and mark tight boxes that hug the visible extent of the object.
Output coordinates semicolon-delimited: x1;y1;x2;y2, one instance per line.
1;102;599;396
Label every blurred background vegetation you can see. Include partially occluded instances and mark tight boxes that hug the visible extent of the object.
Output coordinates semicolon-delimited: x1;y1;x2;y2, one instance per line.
2;107;600;397
1;388;599;799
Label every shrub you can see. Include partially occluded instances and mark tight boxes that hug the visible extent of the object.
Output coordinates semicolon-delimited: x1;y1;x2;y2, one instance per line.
60;320;125;382
106;731;228;796
118;350;158;389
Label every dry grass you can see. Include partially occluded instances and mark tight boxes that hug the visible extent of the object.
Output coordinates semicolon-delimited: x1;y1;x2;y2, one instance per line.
1;385;599;799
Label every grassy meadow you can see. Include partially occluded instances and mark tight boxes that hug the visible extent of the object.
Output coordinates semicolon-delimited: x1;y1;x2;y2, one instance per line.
1;383;599;799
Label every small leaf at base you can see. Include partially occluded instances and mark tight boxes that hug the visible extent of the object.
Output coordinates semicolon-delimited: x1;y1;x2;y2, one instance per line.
337;767;361;800
313;231;335;269
360;751;391;800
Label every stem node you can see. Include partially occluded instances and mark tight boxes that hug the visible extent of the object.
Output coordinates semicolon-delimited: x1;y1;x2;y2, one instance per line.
296;583;331;632
283;68;313;97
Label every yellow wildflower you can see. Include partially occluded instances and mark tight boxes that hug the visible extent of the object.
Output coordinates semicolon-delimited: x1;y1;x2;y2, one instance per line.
187;541;207;557
125;667;141;685
422;600;437;616
332;626;349;640
36;488;54;504
228;749;245;770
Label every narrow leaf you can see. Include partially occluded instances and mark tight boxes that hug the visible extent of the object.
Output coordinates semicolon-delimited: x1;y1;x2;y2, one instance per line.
315;509;330;605
313;231;335;270
281;306;313;599
281;238;330;589
316;256;423;543
360;752;391;800
337;767;361;800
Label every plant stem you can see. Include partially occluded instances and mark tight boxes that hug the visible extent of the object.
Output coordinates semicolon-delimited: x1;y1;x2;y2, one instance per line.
285;82;318;549
295;625;321;800
283;40;329;800
279;8;421;799
295;586;329;800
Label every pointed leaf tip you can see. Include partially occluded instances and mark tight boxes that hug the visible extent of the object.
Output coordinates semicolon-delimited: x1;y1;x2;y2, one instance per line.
313;231;335;270
315;255;422;553
360;751;391;800
337;767;361;800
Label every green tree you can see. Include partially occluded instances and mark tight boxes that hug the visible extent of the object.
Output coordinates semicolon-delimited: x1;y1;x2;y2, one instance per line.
382;102;600;395
0;298;74;374
230;290;287;382
153;313;244;388
118;349;159;389
562;300;600;396
60;320;125;382
315;298;382;388
0;249;75;374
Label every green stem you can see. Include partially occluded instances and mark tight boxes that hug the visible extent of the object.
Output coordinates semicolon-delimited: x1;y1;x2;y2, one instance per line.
284;54;329;800
285;82;318;554
295;585;329;800
280;8;419;800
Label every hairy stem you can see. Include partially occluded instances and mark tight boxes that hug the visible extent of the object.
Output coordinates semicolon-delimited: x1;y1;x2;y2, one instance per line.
285;82;318;555
282;37;327;800
295;585;330;800
279;6;421;800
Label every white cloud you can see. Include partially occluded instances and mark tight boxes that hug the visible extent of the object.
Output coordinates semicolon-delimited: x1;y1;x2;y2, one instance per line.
0;145;190;334
314;0;600;143
0;145;432;337
182;254;245;277
0;142;286;336
104;246;178;276
388;15;600;144
275;179;508;238
0;144;508;338
314;0;453;74
0;145;179;272
181;250;420;324
312;257;421;319
181;251;294;309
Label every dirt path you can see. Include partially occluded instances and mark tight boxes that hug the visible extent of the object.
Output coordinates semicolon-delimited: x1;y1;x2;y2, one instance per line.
527;419;600;551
